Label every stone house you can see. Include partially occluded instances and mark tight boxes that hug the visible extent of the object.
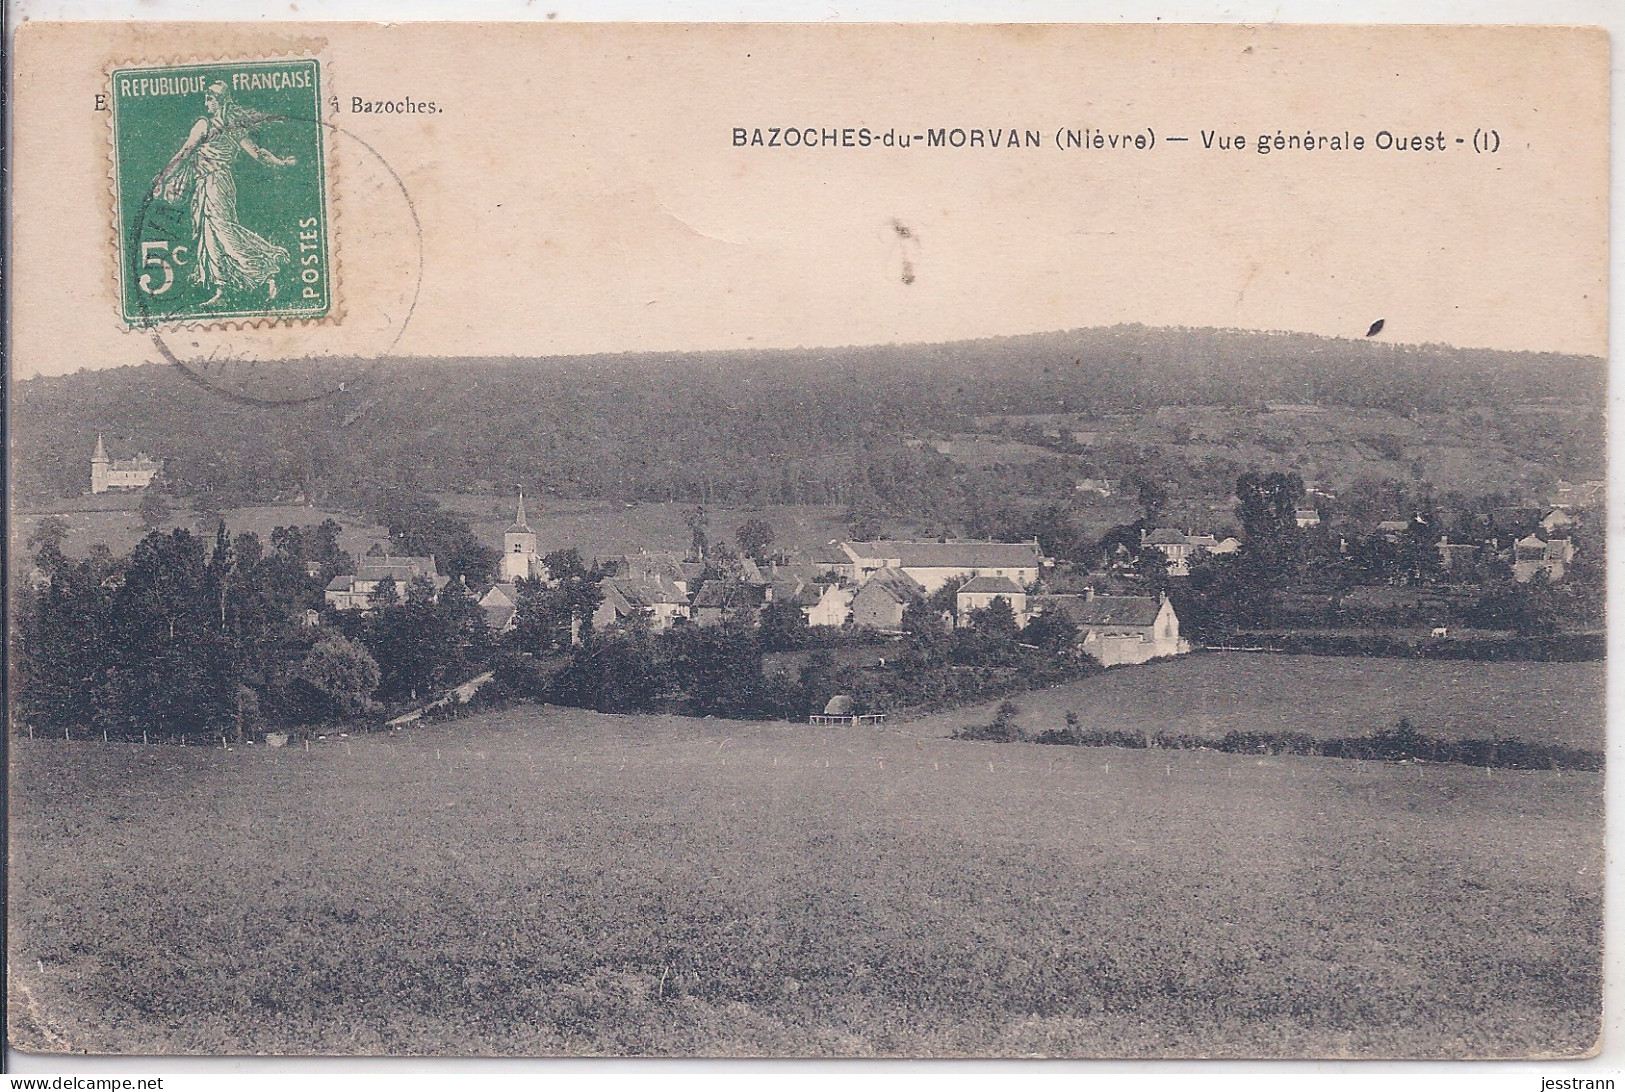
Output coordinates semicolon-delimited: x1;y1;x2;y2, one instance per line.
690;580;769;627
1139;529;1239;577
1032;590;1187;666
954;575;1029;627
595;575;691;631
1511;534;1574;583
325;555;448;611
849;568;925;632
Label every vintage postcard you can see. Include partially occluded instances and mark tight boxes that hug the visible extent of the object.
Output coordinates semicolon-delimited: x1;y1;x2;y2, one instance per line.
6;22;1608;1059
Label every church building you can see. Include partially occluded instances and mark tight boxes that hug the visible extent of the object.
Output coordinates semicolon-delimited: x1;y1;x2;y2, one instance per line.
502;491;549;582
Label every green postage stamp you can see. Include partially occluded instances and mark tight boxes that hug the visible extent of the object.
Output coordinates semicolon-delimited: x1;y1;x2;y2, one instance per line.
110;58;331;326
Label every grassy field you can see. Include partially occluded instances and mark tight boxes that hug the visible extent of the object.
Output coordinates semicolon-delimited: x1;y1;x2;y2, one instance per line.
915;653;1607;751
9;696;1601;1057
435;496;866;560
11;504;386;560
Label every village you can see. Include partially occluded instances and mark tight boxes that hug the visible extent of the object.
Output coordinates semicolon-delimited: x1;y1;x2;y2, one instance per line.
15;423;1603;747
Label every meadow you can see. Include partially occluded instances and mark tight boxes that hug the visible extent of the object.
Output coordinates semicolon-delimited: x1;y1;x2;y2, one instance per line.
12;504;387;559
9;690;1602;1058
915;653;1607;751
435;496;864;559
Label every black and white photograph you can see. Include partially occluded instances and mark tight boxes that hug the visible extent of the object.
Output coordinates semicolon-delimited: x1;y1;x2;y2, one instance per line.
5;19;1611;1064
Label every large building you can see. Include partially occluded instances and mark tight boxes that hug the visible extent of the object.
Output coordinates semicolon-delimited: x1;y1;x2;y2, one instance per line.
1139;529;1241;577
839;540;1046;594
90;435;162;494
325;555;449;611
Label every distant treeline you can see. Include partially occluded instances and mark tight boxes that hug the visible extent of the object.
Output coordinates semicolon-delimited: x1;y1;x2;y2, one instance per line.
15;325;1604;511
957;717;1603;772
1210;633;1606;661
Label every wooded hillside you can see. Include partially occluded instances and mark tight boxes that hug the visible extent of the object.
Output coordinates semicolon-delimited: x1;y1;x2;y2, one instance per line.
14;325;1604;511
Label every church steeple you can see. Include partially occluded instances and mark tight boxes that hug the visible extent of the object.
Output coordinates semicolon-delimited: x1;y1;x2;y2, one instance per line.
93;434;108;463
501;488;538;581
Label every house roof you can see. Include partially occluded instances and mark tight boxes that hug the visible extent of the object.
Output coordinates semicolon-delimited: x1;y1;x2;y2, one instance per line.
958;575;1024;596
480;582;520;608
1513;535;1550;561
770;577;819;607
605;574;688;607
596;581;637;619
692;580;769;609
843;540;1043;569
603;552;689;588
854;567;925;605
1038;594;1164;628
355;555;439;582
810;543;851;565
1142;528;1191;546
482;603;517;631
325;574;354;592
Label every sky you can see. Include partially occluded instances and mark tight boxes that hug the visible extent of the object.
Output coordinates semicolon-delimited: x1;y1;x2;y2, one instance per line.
10;21;1610;379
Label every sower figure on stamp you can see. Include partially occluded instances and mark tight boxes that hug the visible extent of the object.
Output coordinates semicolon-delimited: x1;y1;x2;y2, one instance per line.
150;80;294;306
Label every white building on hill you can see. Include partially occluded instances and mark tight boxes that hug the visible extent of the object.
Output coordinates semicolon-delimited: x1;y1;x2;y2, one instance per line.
90;435;162;494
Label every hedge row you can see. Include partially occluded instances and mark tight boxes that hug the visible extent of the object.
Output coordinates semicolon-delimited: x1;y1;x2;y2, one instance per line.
1213;632;1605;661
1024;720;1602;771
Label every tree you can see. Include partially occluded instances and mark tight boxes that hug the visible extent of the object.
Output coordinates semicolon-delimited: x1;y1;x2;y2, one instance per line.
1023;608;1079;651
27;515;69;555
512;569;605;655
684;505;710;562
735;518;775;563
193;492;227;536
966;596;1019;638
294;634;381;721
1236;470;1304;546
758;599;807;651
542;547;590;582
987;700;1024;742
138;490;172;532
372;575;400;607
100;529;242;738
1125;471;1168;526
368;488;499;584
926;575;968;623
